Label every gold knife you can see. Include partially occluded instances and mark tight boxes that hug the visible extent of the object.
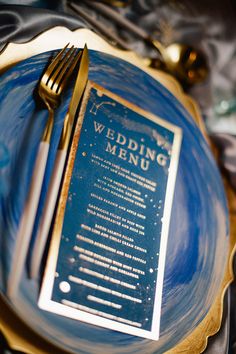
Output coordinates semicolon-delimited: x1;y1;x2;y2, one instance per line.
30;44;89;279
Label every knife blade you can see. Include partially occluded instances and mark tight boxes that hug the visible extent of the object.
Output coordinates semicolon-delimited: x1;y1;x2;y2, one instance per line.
59;44;89;150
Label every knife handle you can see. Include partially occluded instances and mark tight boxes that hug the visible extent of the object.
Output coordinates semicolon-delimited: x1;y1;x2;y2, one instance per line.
30;148;67;279
7;141;49;298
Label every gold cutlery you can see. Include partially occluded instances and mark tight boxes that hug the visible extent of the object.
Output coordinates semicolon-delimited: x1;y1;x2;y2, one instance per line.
73;0;208;85
149;41;208;86
7;44;81;299
30;45;89;279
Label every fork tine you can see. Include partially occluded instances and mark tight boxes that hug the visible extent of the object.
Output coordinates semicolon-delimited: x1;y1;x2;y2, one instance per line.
52;47;78;92
55;49;82;94
42;43;70;84
47;45;75;89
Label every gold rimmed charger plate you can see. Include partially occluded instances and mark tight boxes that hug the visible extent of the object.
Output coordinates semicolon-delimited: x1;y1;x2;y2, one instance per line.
0;27;235;354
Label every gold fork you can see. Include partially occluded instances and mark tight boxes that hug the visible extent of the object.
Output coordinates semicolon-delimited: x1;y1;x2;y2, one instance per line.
7;44;81;299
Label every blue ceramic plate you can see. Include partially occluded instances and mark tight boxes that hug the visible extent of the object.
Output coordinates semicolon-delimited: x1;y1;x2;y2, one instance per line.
0;49;229;353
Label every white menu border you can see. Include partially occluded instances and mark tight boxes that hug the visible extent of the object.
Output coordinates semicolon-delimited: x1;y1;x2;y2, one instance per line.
38;81;182;340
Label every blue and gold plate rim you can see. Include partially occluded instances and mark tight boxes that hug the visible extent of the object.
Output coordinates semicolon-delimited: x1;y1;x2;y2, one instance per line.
0;27;234;354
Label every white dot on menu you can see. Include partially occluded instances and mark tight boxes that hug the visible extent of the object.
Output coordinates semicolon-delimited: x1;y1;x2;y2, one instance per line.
59;281;71;293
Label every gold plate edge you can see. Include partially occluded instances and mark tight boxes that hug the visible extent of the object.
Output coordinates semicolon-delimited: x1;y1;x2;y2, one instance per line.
166;179;236;353
0;26;200;121
0;26;233;354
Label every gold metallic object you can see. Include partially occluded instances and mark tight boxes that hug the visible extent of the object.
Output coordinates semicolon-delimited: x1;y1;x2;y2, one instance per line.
74;1;208;86
40;44;81;142
29;45;89;279
96;0;132;7
167;180;236;354
6;43;83;300
150;40;209;85
0;27;234;354
59;45;89;150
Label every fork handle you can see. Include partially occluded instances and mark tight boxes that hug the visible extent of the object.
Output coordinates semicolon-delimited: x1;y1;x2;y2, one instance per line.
30;149;67;279
7;141;49;298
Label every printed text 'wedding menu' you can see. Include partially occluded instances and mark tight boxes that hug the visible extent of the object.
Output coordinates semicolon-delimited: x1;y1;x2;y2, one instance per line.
39;82;182;340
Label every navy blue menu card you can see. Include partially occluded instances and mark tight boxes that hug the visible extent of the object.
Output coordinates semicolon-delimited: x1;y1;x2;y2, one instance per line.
39;81;182;340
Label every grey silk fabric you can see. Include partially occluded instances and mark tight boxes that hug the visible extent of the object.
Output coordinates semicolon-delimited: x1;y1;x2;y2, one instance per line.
66;0;236;191
0;1;235;353
0;1;235;188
